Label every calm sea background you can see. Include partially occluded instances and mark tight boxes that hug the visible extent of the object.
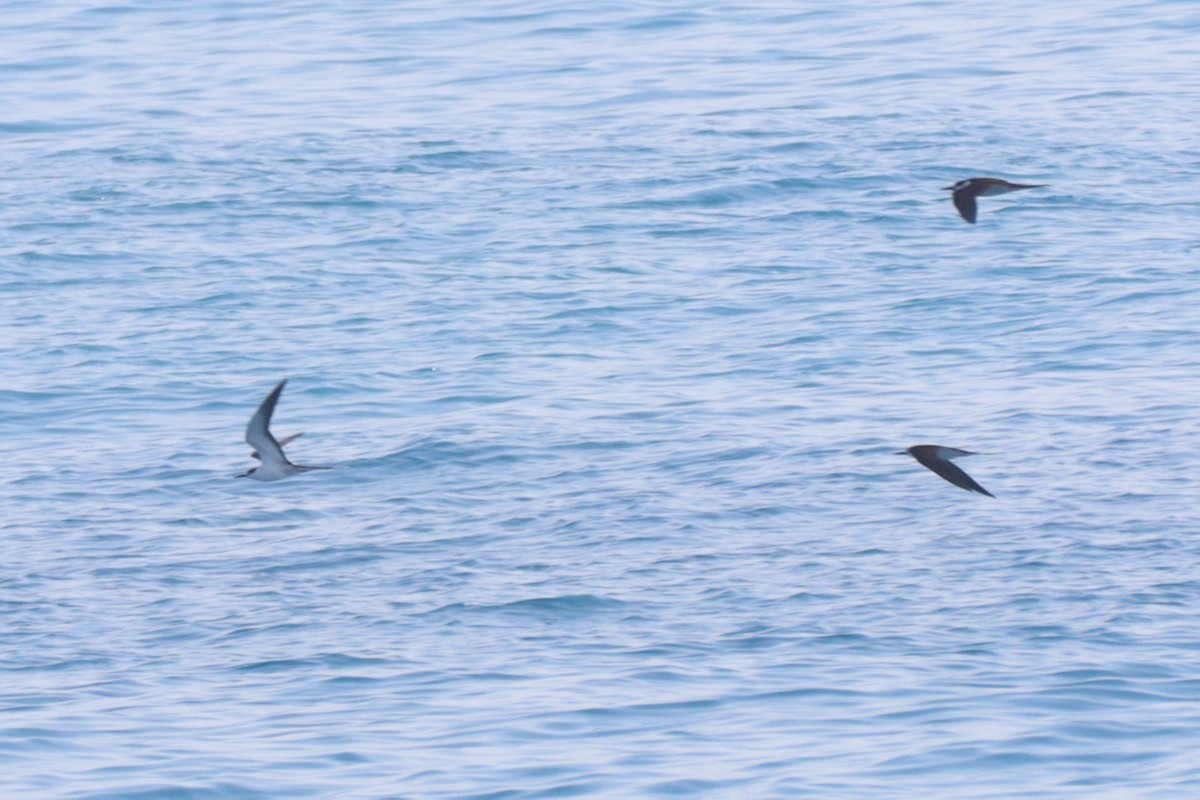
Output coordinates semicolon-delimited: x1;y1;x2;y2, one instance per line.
4;1;1200;797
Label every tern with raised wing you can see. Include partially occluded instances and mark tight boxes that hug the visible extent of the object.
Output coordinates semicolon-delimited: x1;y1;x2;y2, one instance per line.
239;379;329;481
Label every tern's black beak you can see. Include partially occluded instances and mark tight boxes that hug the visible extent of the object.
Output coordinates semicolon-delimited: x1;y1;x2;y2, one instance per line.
894;450;909;455
941;186;955;191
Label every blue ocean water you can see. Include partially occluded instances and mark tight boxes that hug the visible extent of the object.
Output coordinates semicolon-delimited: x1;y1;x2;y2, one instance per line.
4;0;1200;796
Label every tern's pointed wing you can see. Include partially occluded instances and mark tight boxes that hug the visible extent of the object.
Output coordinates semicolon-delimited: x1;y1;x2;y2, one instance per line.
915;452;994;497
245;380;289;467
250;432;302;460
275;432;303;449
952;190;977;223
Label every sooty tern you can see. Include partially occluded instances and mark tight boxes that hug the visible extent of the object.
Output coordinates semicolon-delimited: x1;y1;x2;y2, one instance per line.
239;380;329;481
943;177;1046;224
897;444;994;497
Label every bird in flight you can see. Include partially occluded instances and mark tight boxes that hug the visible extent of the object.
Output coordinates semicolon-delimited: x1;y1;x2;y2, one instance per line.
239;379;330;481
943;177;1046;223
897;444;994;497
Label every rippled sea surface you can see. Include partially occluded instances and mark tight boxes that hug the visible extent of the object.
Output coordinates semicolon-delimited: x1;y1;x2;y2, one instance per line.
5;1;1200;797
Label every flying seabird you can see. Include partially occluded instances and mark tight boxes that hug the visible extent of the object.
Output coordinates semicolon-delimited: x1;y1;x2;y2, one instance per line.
943;177;1046;224
897;444;994;497
239;379;329;481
